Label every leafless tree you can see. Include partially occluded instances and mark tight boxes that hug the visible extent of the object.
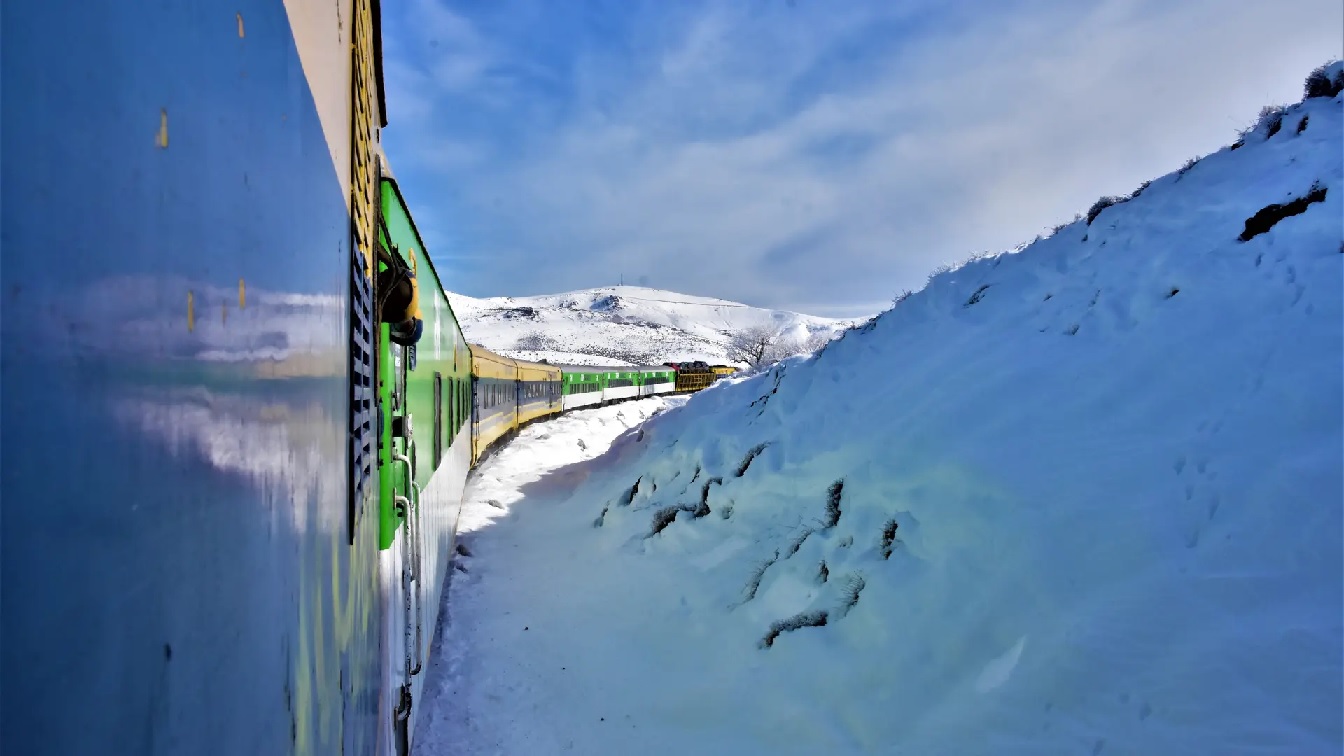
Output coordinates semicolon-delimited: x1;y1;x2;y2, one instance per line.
801;329;833;353
727;324;831;367
726;324;785;368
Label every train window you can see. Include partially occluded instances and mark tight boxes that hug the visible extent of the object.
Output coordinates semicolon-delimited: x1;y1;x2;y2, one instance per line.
446;377;455;441
433;373;443;467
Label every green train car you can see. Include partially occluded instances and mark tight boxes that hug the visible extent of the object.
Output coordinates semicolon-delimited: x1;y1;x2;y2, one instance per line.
557;364;677;410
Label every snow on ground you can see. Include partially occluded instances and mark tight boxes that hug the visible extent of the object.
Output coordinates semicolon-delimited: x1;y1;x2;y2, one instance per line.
415;77;1342;755
412;396;687;755
447;286;856;366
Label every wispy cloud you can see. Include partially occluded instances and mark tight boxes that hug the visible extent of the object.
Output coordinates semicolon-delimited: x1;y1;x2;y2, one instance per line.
380;0;1342;317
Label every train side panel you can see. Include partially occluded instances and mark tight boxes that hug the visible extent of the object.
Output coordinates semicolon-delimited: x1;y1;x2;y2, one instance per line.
470;345;520;464
517;363;563;425
637;366;676;396
561;367;605;411
375;174;472;751
603;370;641;402
1;2;391;754
559;365;616;410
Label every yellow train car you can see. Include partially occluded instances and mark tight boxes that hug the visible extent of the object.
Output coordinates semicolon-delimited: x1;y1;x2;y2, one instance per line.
710;365;739;378
468;344;564;464
517;361;563;426
470;344;519;464
674;371;716;393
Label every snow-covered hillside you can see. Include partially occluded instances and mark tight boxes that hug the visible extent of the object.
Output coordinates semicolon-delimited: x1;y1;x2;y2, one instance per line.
418;67;1343;755
447;286;856;366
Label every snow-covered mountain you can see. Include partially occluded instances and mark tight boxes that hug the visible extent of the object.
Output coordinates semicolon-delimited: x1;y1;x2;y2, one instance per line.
417;64;1343;754
447;285;857;366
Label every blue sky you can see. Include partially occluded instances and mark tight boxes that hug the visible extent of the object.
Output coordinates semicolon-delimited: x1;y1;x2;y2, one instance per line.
379;0;1342;318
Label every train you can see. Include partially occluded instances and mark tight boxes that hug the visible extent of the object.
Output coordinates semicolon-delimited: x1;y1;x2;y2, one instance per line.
0;3;735;755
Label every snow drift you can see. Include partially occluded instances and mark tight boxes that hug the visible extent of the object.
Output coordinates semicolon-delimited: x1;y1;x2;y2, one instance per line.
420;67;1343;755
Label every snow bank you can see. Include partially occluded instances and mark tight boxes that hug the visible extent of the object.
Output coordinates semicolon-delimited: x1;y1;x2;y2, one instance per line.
418;85;1342;754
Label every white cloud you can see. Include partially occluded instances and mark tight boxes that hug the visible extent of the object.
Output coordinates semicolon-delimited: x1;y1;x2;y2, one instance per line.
385;0;1344;315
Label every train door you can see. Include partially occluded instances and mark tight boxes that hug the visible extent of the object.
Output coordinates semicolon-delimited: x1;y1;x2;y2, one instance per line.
384;339;424;753
469;374;479;463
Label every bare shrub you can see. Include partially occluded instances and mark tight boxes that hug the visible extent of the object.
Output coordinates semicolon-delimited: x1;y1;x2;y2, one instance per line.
1257;104;1286;139
1175;156;1200;181
735;443;769;477
1086;195;1126;225
760;610;828;648
839;574;866;614
1239;183;1328;242
1304;60;1344;98
514;330;553;351
823;480;844;528
880;519;900;559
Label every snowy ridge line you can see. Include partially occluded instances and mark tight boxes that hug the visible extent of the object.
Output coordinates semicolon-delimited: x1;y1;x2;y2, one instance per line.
446;284;857;368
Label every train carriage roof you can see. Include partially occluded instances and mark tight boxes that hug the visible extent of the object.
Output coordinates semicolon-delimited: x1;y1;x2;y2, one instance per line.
552;363;637;374
470;344;562;380
516;362;562;380
469;343;518;380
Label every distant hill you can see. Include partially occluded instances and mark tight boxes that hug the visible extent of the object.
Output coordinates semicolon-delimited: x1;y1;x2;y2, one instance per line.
447;285;857;366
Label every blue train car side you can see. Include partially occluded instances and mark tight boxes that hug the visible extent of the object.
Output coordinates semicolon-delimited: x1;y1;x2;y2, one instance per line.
2;1;398;753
